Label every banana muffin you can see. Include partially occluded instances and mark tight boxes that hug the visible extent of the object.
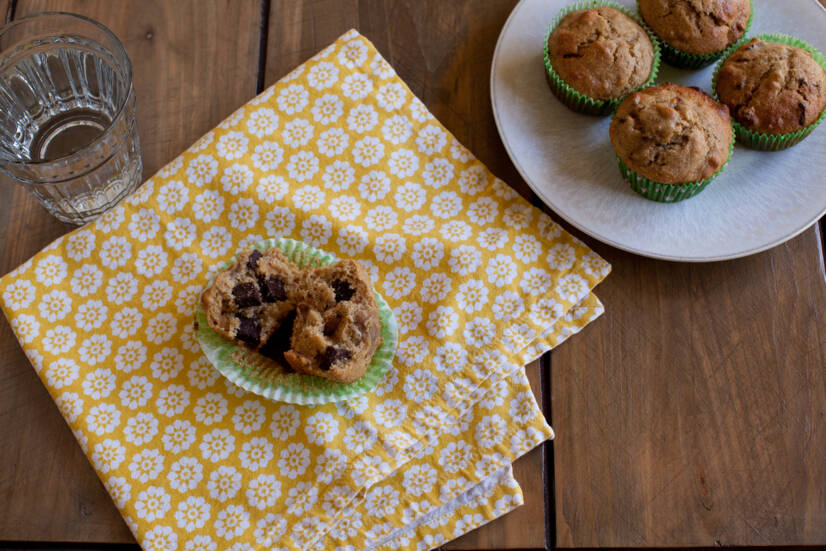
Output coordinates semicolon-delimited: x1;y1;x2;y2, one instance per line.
610;83;732;184
716;38;826;135
548;7;655;100
202;248;382;384
639;0;750;56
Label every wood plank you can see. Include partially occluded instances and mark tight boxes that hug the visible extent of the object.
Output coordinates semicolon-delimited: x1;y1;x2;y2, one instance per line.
0;0;261;542
265;2;545;548
558;0;826;545
553;226;826;547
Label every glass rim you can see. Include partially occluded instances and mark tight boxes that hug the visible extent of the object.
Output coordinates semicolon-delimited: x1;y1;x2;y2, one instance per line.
0;11;134;169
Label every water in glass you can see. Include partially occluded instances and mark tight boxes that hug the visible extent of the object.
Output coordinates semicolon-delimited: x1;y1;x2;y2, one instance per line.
0;14;141;224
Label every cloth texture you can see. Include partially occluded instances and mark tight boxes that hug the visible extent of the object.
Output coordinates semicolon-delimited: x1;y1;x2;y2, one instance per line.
0;30;609;551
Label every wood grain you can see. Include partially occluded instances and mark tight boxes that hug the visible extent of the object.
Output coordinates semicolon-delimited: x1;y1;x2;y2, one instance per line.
265;2;545;548
0;0;261;542
553;226;826;546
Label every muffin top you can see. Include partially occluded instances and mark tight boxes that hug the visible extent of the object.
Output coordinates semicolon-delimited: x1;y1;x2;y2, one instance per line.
548;7;654;100
716;38;826;135
610;84;732;184
639;0;750;55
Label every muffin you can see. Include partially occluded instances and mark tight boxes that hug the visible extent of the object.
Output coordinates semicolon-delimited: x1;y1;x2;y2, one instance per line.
610;83;733;202
285;260;382;383
544;3;660;115
202;247;382;384
714;36;826;150
639;0;751;68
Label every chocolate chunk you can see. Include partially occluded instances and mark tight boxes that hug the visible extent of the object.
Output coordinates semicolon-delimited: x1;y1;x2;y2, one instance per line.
246;250;263;271
799;102;807;127
562;53;583;59
232;282;261;308
258;275;287;302
235;315;261;346
259;310;296;366
319;346;351;371
331;279;355;302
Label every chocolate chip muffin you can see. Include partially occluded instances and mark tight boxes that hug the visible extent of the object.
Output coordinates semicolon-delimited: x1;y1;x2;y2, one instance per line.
639;0;750;62
610;84;732;185
716;38;826;136
548;7;656;101
285;260;381;383
201;248;299;350
202;248;382;384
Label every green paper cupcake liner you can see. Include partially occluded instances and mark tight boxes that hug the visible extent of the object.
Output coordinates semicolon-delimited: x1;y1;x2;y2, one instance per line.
712;33;826;151
616;131;735;202
638;0;753;70
543;0;662;116
194;237;399;405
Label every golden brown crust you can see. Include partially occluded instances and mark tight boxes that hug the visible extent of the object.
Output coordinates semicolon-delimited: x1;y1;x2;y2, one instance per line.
610;84;732;184
716;38;826;135
639;0;750;55
548;7;654;100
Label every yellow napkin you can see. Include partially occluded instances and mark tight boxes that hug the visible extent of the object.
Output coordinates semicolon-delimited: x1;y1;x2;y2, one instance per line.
0;30;609;551
322;293;605;551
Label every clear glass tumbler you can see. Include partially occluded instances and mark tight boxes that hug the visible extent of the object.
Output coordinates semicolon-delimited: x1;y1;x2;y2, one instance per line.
0;12;141;225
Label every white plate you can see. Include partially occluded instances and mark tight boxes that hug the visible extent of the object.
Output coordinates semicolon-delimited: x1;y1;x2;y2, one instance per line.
491;0;826;262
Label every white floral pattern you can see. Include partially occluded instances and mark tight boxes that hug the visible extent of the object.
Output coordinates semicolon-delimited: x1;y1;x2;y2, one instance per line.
0;30;609;551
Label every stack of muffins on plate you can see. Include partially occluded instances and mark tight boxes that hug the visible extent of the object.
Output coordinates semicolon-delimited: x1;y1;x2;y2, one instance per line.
543;0;826;202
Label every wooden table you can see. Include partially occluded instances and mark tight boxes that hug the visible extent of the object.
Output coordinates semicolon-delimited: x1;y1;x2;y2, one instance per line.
0;1;824;550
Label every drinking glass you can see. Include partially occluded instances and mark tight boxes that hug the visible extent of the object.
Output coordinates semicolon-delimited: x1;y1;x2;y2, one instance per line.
0;12;141;225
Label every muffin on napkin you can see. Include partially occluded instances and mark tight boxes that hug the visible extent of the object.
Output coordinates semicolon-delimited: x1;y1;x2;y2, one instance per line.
202;245;382;383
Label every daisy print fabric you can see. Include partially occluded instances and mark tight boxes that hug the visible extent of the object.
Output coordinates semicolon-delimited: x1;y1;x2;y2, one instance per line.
0;30;609;551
